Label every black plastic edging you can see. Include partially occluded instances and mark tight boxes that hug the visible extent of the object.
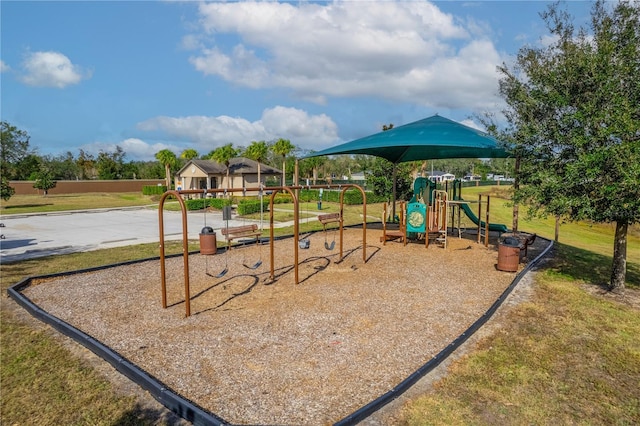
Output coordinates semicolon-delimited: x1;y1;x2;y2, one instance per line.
333;237;555;426
7;258;230;426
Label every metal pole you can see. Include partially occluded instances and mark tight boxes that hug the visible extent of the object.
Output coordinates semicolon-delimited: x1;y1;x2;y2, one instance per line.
392;164;397;222
158;190;191;317
159;195;167;309
513;157;520;232
485;195;490;247
477;194;482;244
269;190;276;281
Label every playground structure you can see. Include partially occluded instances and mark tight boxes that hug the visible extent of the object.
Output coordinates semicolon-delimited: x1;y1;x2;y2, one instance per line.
387;177;509;249
158;184;367;317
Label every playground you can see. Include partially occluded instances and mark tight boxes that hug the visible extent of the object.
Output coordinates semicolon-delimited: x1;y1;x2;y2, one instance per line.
15;183;549;424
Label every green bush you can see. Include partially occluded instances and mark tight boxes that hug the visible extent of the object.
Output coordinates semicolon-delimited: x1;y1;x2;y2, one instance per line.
263;191;293;204
184;199;207;210
237;199;268;215
184;197;232;211
209;197;233;210
299;189;385;204
142;185;167;195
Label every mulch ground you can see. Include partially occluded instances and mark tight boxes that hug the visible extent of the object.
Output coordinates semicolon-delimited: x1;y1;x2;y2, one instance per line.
20;227;546;425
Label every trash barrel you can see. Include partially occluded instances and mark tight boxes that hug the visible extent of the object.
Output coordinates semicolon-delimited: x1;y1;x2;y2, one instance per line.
497;236;520;272
199;226;217;255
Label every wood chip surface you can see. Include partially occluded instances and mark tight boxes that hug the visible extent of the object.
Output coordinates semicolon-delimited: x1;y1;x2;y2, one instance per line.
23;228;542;425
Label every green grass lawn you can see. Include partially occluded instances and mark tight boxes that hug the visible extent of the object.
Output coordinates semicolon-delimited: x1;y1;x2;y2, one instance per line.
399;242;640;425
0;192;159;215
1;190;639;424
460;185;640;270
1;241;193;425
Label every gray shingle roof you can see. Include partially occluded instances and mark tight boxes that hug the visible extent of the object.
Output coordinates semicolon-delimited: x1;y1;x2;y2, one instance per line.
177;158;281;176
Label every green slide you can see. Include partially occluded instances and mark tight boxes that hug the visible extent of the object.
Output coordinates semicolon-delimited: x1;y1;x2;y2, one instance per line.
457;198;509;233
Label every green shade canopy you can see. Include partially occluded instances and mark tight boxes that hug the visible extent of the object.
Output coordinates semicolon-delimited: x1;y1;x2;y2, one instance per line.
307;115;511;163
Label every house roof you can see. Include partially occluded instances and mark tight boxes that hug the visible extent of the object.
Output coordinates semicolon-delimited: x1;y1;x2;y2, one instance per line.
176;158;281;176
427;170;453;177
228;157;281;175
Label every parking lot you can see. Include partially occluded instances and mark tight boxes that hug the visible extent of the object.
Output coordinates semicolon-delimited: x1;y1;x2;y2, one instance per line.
0;207;251;263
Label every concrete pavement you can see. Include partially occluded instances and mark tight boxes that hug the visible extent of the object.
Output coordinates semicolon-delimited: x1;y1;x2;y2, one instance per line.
0;207;271;263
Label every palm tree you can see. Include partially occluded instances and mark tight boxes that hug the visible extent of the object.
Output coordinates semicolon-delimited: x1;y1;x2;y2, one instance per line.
155;149;177;188
301;153;325;185
210;143;239;190
180;148;199;161
243;141;269;190
271;138;295;187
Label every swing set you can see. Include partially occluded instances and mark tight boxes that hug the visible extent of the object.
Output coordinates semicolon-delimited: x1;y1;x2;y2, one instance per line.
158;184;368;317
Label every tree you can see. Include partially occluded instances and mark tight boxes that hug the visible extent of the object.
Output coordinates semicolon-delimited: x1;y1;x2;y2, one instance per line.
210;143;239;190
136;161;165;179
76;149;96;179
367;157;412;201
43;152;81;180
498;0;640;291
120;161;140;180
97;147;126;180
13;154;42;181
180;148;199;161
32;169;57;196
299;153;326;184
155;149;177;188
352;154;375;175
1;176;15;201
244;141;269;189
1;122;34;200
271;138;295;186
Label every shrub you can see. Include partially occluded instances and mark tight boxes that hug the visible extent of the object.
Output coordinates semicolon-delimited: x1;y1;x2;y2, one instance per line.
237;199;268;215
299;189;385;204
184;197;232;211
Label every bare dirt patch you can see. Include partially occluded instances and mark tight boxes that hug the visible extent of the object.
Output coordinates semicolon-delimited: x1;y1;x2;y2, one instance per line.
580;283;640;310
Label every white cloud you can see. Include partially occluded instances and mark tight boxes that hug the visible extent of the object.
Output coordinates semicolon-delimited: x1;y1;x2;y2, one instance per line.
459;118;484;131
20;51;90;88
79;138;180;162
137;106;339;152
181;34;204;51
0;60;9;72
188;1;504;110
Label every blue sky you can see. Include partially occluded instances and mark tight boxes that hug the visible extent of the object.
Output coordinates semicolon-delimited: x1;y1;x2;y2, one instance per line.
1;1;593;161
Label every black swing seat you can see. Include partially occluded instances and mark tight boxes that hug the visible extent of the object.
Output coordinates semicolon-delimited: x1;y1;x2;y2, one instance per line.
212;267;228;278
243;260;262;270
318;213;340;250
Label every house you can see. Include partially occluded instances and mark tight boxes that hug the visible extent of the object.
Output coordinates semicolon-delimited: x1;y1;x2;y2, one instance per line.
463;174;481;182
350;171;366;182
174;158;282;194
427;171;455;183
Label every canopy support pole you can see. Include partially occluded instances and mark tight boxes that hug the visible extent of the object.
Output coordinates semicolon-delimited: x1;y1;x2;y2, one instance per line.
392;164;397;221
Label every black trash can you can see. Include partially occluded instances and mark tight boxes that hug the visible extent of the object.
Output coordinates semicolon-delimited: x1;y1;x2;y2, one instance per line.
199;226;217;255
497;236;520;272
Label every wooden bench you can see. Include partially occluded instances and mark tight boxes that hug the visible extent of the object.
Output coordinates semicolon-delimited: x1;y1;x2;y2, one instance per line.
317;213;340;230
221;224;261;249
